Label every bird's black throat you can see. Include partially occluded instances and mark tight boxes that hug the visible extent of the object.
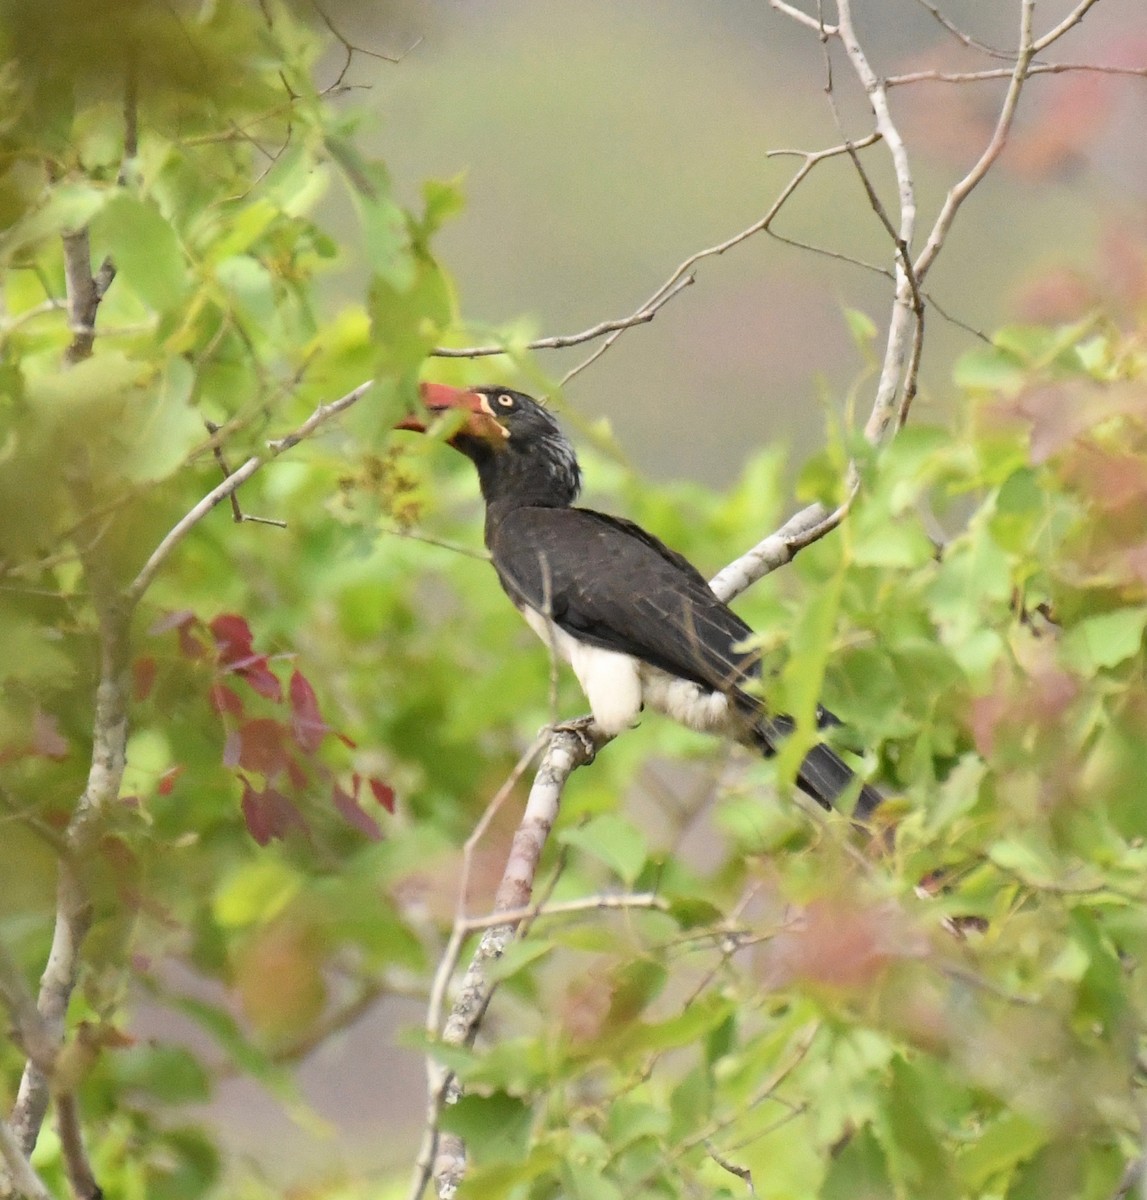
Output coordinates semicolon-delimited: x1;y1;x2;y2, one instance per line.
457;420;582;525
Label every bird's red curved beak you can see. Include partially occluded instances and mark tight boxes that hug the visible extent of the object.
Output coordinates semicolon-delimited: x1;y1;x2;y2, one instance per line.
397;383;509;444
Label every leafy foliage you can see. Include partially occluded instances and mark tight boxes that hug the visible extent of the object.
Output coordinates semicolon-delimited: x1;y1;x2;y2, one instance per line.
1;3;1146;1199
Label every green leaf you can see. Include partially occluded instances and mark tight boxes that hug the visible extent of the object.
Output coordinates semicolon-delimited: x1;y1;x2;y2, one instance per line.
850;514;935;568
115;1045;212;1105
212;858;302;928
843;306;878;348
441;1091;533;1166
0;182;108;263
954;345;1026;393
119;356;203;484
957;1112;1046;1189
1062;607;1147;672
559;814;648;884
821;1126;892;1200
96;193;189;311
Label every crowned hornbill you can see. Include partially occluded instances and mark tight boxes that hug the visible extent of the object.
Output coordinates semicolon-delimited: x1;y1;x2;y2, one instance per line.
399;383;882;820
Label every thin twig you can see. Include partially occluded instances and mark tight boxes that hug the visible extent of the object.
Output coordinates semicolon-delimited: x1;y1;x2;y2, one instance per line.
886;61;1147;87
431;275;695;360
203;421;288;528
914;0;1038;283
768;0;838;35
126;378;375;608
910;0;1012;58
458;891;670;933
561;132;881;388
835;0;919;446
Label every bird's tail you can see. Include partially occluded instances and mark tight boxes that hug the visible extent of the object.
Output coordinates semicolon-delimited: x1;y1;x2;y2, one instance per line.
750;709;883;820
794;740;883;820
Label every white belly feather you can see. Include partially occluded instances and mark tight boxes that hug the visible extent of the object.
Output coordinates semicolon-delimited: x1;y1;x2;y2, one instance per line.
519;606;736;739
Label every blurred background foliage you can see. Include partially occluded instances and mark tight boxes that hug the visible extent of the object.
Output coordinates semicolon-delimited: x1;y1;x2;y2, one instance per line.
1;0;1147;1198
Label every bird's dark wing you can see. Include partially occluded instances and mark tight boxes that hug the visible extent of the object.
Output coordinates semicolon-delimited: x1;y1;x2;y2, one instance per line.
490;505;882;817
489;505;759;695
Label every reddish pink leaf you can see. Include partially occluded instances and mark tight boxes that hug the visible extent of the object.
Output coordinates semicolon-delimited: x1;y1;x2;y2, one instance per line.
157;765;184;796
242;783;306;845
288;670;327;753
332;783;382;841
133;656;157;702
178;625;206;660
241;659;283;703
149;609;197;637
237;718;290;778
286;756;309;792
368;777;396;814
222;729;242;769
31;710;69;760
210;614;255;667
210;683;244;717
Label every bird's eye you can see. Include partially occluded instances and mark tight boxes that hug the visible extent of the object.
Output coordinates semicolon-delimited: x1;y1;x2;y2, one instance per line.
496;393;514;409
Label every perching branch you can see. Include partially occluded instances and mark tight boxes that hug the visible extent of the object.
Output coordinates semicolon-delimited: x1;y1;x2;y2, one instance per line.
414;3;1124;1193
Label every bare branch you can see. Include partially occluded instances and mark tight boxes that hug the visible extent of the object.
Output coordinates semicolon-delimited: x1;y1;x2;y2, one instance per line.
56;1093;100;1200
560;132;881;388
62;231;105;364
203;420;288;528
910;0;1012;58
431;275;695;360
8;583;128;1165
706;1143;758;1196
126;378;376;608
459;891;670;933
0;941;57;1075
769;0;838;35
834;0;919;446
1033;0;1102;53
0;1117;52;1200
886;61;1147;87
913;0;1037;282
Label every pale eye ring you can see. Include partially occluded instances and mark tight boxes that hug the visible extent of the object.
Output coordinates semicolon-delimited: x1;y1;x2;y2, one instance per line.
496;393;514;408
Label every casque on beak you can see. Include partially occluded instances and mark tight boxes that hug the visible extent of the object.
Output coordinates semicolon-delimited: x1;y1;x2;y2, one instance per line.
396;383;510;445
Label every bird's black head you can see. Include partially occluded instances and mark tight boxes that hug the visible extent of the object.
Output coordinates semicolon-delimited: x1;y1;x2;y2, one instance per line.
399;383;582;511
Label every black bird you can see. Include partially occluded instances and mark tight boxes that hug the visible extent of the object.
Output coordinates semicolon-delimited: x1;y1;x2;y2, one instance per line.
399;383;882;820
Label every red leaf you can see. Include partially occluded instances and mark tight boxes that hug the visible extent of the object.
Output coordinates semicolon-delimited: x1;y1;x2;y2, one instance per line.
241;659;283;703
157;765;184;796
210;614;255;668
286;756;309;792
133;657;157;702
288;670;327;752
31;710;69;760
237;718;290;778
368;777;396;814
210;683;245;717
242;783;307;845
332;783;382;841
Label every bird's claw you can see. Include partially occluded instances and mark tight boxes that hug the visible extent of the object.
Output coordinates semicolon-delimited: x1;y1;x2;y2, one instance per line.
548;715;601;763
